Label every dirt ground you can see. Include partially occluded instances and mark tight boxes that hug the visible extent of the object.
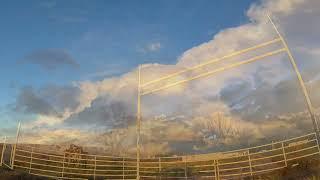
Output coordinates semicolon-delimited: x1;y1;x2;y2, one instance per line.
0;167;47;180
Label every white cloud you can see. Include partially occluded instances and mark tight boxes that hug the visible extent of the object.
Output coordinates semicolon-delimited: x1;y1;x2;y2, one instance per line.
247;0;306;22
148;42;161;51
139;42;162;53
20;128;98;146
11;0;320;154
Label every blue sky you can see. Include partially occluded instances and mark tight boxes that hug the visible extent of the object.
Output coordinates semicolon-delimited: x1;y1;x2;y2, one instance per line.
1;0;320;153
0;0;255;111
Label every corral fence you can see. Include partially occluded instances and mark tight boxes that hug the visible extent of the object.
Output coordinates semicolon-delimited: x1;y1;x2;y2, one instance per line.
0;137;13;169
1;132;319;179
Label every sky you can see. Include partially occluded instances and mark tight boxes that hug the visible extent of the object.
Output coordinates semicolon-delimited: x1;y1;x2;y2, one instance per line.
0;0;253;97
0;0;254;127
1;0;320;156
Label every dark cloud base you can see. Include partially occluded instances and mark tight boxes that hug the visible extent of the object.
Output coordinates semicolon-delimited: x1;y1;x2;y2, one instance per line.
23;49;79;70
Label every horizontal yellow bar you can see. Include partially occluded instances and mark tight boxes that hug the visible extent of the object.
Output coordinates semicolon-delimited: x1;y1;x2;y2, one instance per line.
286;151;320;161
141;48;286;96
141;38;282;88
251;159;285;168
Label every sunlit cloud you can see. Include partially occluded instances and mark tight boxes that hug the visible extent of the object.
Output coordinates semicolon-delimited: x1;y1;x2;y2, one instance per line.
7;0;320;156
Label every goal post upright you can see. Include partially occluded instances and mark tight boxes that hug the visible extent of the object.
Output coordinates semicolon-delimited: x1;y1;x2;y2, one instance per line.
11;121;21;169
267;14;320;138
136;65;141;180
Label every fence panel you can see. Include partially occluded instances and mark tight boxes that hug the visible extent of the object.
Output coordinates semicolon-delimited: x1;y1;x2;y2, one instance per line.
4;132;319;179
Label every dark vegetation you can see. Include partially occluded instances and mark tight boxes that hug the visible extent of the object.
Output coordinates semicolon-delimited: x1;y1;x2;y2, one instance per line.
252;158;320;180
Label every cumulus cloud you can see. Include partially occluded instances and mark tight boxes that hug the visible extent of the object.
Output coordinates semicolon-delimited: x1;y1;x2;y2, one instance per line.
23;49;79;70
10;0;320;155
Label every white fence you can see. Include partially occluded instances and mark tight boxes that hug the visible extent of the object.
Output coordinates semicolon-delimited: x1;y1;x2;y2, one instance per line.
1;132;319;179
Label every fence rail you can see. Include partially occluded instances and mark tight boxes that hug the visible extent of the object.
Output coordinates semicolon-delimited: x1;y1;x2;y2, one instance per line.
1;132;318;179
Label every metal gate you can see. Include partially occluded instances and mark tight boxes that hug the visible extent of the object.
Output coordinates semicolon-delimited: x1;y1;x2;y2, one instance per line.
0;137;13;169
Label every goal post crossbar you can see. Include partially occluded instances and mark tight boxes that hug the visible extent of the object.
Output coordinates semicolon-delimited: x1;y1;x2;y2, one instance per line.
140;38;282;89
141;48;286;96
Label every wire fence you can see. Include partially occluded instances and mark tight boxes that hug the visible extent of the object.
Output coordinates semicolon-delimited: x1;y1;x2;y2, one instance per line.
1;132;319;179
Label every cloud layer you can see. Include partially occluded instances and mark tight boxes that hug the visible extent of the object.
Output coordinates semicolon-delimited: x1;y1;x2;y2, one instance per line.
8;0;320;156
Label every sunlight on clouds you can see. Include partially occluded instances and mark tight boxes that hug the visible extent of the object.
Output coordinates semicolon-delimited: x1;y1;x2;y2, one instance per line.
247;0;306;21
24;111;73;129
12;0;320;155
21;129;97;145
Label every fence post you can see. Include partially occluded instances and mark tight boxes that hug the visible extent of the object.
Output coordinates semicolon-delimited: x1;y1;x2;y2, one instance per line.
1;136;7;166
248;149;253;177
281;142;287;167
159;157;161;180
11;121;21;169
122;157;125;180
10;145;13;167
214;160;220;180
272;141;275;149
184;157;188;180
314;133;320;153
216;160;220;180
28;147;34;173
94;156;97;180
61;153;66;178
213;159;216;180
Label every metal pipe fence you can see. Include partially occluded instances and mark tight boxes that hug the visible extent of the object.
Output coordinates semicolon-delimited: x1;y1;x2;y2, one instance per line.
5;132;319;179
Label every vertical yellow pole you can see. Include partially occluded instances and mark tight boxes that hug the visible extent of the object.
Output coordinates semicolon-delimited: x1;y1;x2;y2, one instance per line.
267;14;320;138
62;153;65;178
281;142;287;167
123;157;125;180
213;159;217;180
184;156;188;179
1;136;7;166
11;121;21;169
248;149;253;177
315;134;320;153
214;160;220;180
94;156;97;180
159;157;161;179
136;65;141;180
29;147;34;173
